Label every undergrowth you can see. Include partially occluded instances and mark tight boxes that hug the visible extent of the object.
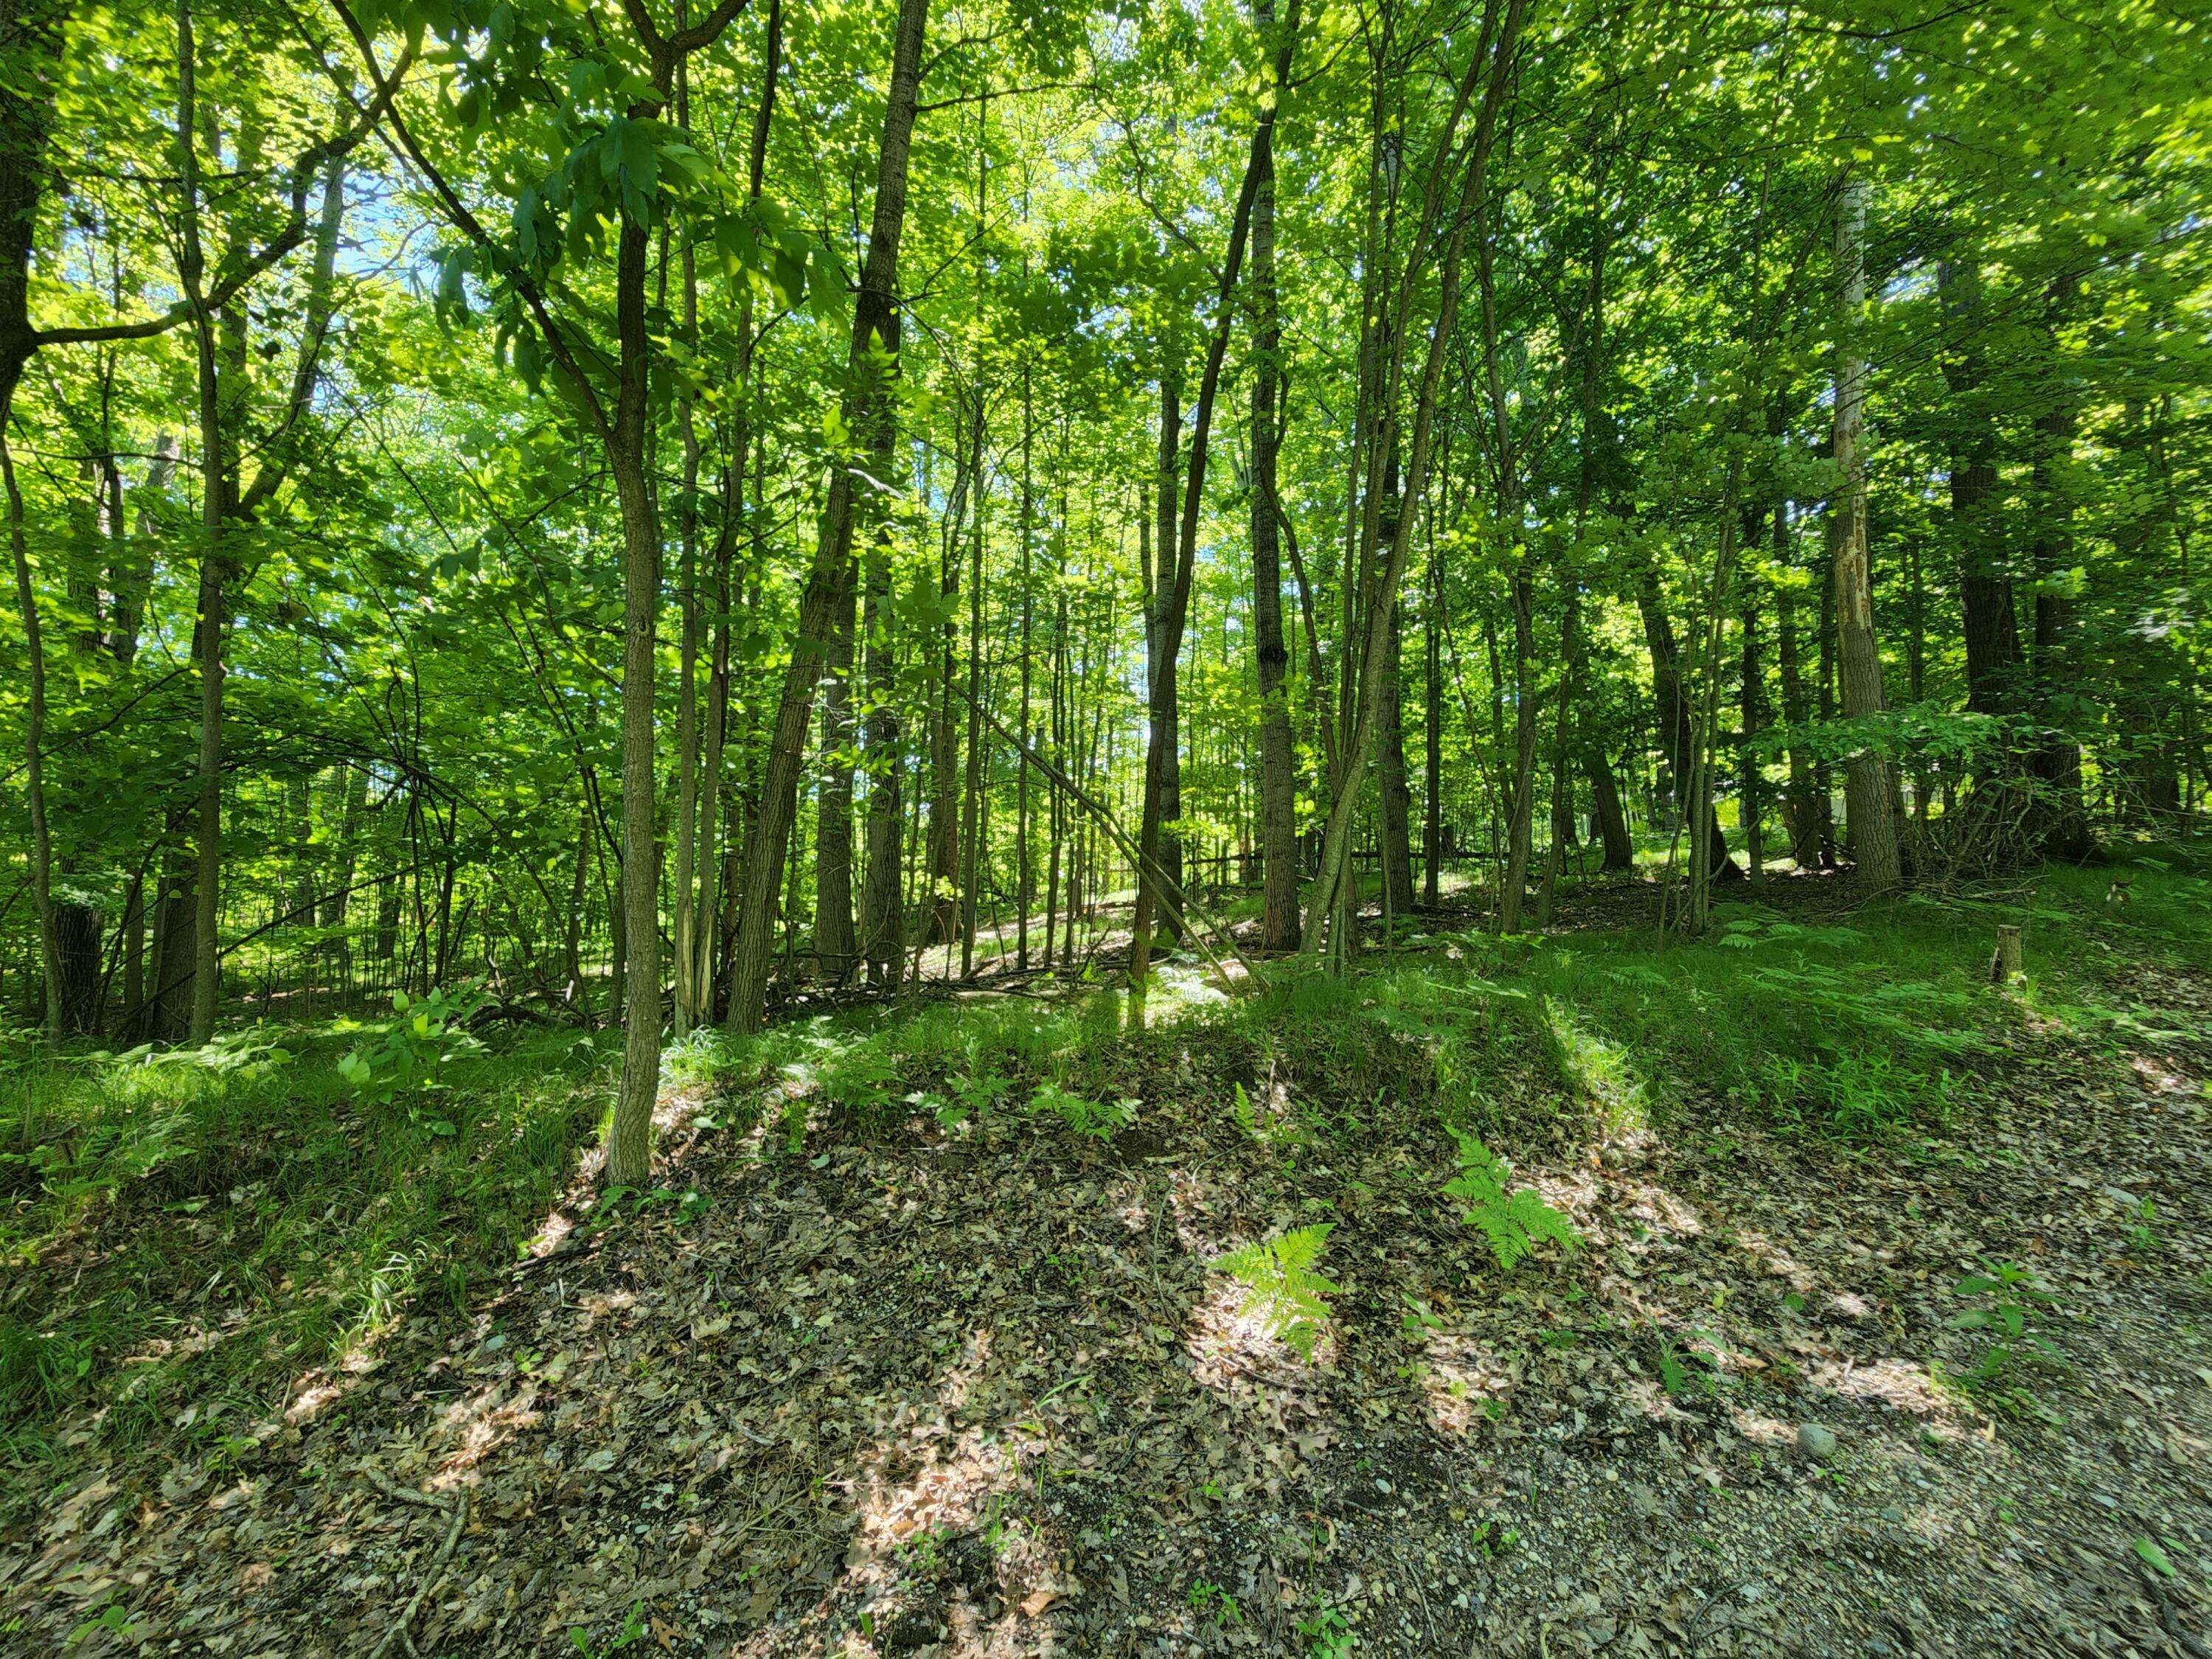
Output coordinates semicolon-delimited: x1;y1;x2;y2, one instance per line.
7;847;2197;1528
0;1017;610;1519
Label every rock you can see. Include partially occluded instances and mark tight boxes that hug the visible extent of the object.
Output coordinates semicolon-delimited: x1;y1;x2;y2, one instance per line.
1796;1423;1839;1463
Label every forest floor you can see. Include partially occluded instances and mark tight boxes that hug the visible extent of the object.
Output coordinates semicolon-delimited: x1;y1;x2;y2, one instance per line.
5;855;2212;1658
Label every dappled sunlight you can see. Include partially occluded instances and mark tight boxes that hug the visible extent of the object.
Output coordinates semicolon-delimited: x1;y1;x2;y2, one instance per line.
1186;1276;1335;1391
1543;1000;1653;1133
1808;1352;1958;1422
1416;1332;1515;1439
16;866;2212;1655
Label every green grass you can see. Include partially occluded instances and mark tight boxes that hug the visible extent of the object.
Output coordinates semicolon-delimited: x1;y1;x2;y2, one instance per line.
0;1015;613;1517
686;844;2211;1165
8;843;2200;1525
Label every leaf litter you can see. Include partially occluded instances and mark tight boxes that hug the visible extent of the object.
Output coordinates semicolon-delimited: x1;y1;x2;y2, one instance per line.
4;936;2210;1657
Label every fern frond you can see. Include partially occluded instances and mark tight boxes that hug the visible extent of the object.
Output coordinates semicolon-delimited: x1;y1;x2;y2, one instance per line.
1444;1133;1576;1272
1217;1224;1338;1358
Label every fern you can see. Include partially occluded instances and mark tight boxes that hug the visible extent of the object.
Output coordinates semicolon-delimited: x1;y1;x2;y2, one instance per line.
1217;1224;1338;1358
1029;1083;1133;1139
1442;1133;1576;1271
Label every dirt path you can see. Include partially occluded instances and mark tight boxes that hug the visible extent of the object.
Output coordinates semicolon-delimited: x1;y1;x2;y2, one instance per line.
5;960;2208;1658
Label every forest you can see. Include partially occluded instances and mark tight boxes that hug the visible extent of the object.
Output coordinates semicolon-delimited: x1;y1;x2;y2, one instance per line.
2;0;2210;1652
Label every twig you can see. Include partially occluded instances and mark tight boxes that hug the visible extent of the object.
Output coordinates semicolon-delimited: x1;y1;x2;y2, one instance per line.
358;1466;470;1659
1391;1546;1441;1647
1683;1579;1753;1653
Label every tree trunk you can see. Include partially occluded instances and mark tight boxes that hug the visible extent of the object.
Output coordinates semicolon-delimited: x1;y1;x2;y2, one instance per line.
726;0;930;1034
1134;0;1302;982
924;400;967;948
1832;179;1902;893
1535;591;1579;924
1377;584;1416;920
1;3;74;1037
1940;260;2019;719
1249;10;1301;951
1301;0;1526;957
814;559;858;982
860;496;905;987
1741;573;1767;887
1636;566;1735;879
0;417;58;1040
694;0;780;1015
1015;361;1034;971
958;390;987;974
178;1;229;1044
671;113;703;1036
2028;272;2090;860
1586;749;1634;871
1773;497;1822;870
1498;563;1538;932
1130;376;1183;983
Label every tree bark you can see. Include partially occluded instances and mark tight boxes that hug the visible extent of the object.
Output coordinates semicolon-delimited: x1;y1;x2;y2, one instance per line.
1940;260;2019;719
1301;0;1527;956
1741;571;1767;887
814;558;858;982
1422;517;1444;906
2028;272;2090;859
1248;1;1301;950
1586;749;1634;870
1832;179;1902;892
726;0;930;1034
860;462;905;987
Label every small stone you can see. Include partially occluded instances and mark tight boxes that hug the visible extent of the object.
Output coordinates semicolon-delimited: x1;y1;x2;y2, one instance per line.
1796;1424;1839;1463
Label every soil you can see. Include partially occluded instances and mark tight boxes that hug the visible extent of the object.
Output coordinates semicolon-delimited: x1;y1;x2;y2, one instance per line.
4;917;2209;1658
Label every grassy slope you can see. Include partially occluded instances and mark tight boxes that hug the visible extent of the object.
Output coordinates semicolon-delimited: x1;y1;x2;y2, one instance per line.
3;847;2206;1537
0;1018;613;1509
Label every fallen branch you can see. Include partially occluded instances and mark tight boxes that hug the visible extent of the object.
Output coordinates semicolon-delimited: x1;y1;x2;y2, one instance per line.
952;681;1266;992
358;1465;470;1659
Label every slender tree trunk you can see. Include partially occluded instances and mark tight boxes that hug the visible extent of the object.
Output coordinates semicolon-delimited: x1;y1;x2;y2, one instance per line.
924;400;967;947
726;0;930;1034
0;0;60;1032
1535;591;1579;924
1015;361;1034;971
1774;513;1820;869
1302;0;1526;957
1134;0;1303;983
814;560;858;981
1130;377;1181;983
1249;8;1301;950
958;402;987;974
1905;532;1931;830
671;70;703;1036
1741;573;1767;887
1422;518;1444;907
1;411;58;1040
1940;260;2018;720
860;485;905;987
175;1;230;1043
1498;561;1538;931
1832;179;1902;892
1483;149;1537;933
2028;272;2090;859
692;0;779;1018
